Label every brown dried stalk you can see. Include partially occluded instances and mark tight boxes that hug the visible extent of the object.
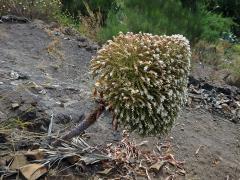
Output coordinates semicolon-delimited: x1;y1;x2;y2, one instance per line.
52;102;105;146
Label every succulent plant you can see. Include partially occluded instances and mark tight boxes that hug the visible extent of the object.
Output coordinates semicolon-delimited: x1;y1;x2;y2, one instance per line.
90;32;191;135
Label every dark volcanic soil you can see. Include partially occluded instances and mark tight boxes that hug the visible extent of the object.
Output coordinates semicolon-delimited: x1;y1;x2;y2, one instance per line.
0;21;240;180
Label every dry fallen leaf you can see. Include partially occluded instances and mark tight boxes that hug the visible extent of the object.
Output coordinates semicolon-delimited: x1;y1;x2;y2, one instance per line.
0;155;12;166
149;161;165;171
195;145;204;155
20;163;47;180
10;154;28;170
24;150;44;160
97;168;112;175
80;154;110;165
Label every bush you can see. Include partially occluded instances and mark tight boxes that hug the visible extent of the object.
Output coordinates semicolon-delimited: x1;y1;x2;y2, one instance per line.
200;8;234;42
98;0;233;43
222;43;240;86
0;0;62;20
61;0;115;22
91;32;191;135
203;0;240;37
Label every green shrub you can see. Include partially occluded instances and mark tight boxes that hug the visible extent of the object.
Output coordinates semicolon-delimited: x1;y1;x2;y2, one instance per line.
203;0;240;37
224;55;240;86
91;32;191;135
97;6;128;42
232;44;240;55
61;0;115;22
222;44;240;86
0;0;62;20
54;11;79;28
200;8;234;42
98;0;233;43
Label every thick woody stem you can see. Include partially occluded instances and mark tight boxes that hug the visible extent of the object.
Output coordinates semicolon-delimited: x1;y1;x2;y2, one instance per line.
52;102;105;146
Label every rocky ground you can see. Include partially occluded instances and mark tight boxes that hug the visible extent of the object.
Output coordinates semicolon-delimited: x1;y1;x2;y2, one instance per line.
0;20;240;179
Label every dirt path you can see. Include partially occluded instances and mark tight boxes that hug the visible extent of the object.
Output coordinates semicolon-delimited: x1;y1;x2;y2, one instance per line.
0;21;239;180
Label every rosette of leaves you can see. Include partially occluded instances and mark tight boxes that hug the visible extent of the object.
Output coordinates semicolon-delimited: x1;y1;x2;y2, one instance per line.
91;32;191;135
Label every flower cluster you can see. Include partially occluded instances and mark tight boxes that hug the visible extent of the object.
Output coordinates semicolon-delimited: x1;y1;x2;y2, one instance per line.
91;32;191;135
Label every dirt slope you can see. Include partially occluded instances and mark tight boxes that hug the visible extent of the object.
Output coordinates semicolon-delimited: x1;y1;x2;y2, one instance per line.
0;21;239;180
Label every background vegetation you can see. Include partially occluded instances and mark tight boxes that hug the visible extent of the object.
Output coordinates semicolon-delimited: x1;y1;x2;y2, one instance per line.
0;0;240;85
1;0;239;43
0;0;62;20
59;0;239;43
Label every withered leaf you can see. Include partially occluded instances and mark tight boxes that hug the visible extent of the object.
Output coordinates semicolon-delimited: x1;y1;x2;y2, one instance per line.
20;163;47;180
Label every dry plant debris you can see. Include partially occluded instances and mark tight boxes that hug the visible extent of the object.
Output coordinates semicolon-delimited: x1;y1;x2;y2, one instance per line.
188;76;240;123
0;130;185;179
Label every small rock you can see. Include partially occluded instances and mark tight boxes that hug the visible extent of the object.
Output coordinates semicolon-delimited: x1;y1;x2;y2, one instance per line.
76;36;87;42
64;37;70;40
10;71;19;79
54;31;61;36
86;44;99;52
235;101;240;108
231;118;239;124
18;74;29;80
55;101;64;107
78;42;88;48
10;71;28;80
0;82;3;85
44;84;60;90
38;89;47;95
11;103;20;109
85;46;92;51
91;44;99;50
1;15;29;23
0;20;3;23
48;22;58;29
65;86;79;92
221;103;231;112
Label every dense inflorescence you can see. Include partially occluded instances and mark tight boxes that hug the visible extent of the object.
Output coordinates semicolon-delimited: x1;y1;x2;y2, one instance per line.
90;32;191;135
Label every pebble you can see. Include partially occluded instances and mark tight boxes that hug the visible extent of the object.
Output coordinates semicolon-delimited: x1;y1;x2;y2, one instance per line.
10;70;19;79
76;36;87;42
78;43;88;48
64;37;70;40
54;32;60;36
11;103;20;109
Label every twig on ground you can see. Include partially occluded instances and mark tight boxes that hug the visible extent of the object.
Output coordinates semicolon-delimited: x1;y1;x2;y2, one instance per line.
48;113;54;137
195;145;204;155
